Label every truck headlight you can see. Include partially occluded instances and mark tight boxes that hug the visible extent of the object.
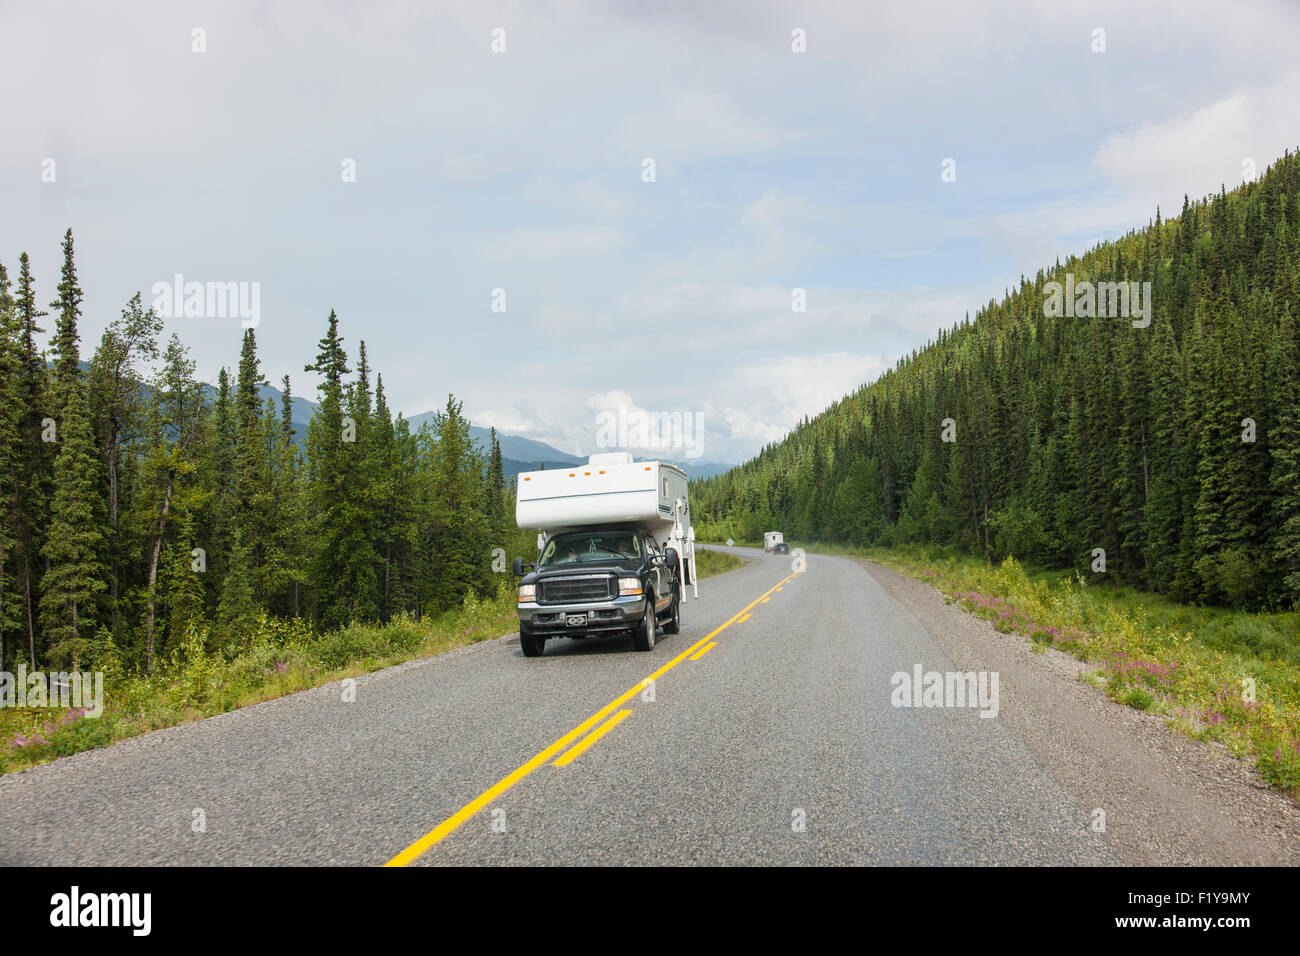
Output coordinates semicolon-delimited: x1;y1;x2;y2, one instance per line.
618;577;642;596
517;584;536;602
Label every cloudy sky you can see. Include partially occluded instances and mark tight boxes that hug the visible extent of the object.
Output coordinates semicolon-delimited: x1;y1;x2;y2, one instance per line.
3;0;1298;463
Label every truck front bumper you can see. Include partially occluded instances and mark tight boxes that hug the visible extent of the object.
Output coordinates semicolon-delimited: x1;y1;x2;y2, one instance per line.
517;594;647;637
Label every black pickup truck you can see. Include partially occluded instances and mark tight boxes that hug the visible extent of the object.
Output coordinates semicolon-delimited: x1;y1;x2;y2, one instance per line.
512;524;682;657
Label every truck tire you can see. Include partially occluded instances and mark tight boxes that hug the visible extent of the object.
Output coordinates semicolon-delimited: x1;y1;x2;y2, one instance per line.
632;596;656;651
520;628;546;658
663;586;681;634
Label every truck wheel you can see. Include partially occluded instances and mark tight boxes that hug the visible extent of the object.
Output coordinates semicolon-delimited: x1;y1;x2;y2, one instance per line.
663;587;681;634
632;596;656;651
520;628;546;658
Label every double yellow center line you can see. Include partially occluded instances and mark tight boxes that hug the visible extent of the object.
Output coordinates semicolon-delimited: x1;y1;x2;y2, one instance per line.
552;710;632;767
384;566;802;867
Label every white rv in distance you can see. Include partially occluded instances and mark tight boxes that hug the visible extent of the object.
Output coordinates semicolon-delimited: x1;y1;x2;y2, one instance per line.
764;531;787;554
512;453;698;657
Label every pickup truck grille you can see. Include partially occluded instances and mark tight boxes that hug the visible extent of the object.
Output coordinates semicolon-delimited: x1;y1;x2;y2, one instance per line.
538;575;615;604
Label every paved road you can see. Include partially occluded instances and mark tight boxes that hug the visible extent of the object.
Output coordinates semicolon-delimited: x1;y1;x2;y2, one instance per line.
0;547;1118;865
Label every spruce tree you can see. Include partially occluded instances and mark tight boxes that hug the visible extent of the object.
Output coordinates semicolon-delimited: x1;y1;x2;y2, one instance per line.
163;512;205;643
48;228;83;413
38;384;105;668
0;262;19;668
216;529;257;648
88;292;162;636
232;328;267;602
303;310;358;627
141;334;205;671
12;253;48;665
1269;310;1300;603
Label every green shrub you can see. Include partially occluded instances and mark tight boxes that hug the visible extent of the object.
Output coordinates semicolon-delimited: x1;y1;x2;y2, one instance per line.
1120;687;1155;711
10;709;118;762
1255;728;1300;791
314;624;384;669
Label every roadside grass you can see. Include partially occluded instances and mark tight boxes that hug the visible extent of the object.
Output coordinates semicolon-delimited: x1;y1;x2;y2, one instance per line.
1;552;745;775
693;548;745;577
0;582;521;776
827;543;1300;799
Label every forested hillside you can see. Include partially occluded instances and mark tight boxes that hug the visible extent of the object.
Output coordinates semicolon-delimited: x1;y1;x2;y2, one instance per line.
695;150;1300;612
0;232;525;673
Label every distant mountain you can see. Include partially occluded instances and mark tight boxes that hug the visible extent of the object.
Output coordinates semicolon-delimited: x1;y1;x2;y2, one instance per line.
240;380;731;480
258;384;318;428
254;383;316;439
499;456;585;482
669;460;733;481
467;426;582;467
250;380;587;464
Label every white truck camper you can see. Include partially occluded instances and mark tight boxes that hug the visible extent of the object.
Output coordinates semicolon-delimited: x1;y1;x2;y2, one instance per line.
512;453;698;656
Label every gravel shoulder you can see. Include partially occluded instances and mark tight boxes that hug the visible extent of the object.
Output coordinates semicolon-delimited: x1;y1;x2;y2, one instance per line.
860;559;1300;865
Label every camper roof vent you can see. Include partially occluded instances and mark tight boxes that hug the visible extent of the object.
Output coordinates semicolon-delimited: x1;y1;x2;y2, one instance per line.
587;452;635;466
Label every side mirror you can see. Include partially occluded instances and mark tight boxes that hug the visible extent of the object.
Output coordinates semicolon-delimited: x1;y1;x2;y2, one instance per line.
665;547;679;568
512;557;525;577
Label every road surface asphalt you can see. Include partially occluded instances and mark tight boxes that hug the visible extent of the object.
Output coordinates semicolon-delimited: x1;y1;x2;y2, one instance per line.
3;546;1295;865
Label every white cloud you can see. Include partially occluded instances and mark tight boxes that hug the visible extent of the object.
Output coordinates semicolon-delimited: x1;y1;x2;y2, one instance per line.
722;352;892;416
472;226;624;261
1094;71;1300;206
523;175;624;218
615;89;795;175
7;0;1300;469
737;189;827;268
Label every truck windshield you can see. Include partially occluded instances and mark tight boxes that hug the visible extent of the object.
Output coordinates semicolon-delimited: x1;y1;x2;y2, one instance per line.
539;532;640;566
